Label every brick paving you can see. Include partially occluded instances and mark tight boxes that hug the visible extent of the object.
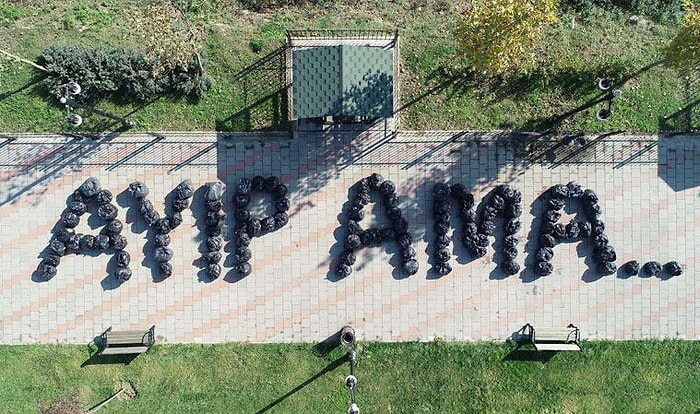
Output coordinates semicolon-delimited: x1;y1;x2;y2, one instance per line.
0;129;697;344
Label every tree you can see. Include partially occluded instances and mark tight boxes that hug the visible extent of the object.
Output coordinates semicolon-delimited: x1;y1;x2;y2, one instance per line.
456;0;558;76
666;0;700;70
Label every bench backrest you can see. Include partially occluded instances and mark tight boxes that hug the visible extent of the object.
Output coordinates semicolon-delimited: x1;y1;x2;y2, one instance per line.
533;327;578;343
103;326;155;347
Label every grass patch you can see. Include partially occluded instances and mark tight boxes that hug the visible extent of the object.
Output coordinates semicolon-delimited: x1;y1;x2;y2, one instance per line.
1;341;698;413
0;1;695;133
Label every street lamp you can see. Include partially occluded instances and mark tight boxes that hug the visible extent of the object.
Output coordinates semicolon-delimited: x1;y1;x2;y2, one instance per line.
596;78;623;121
58;81;136;129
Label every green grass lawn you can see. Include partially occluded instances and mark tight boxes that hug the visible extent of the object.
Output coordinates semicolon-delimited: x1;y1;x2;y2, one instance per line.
2;340;698;413
0;1;696;133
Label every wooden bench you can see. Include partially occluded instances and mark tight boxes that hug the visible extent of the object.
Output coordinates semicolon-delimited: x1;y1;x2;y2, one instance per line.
99;326;155;355
516;323;582;352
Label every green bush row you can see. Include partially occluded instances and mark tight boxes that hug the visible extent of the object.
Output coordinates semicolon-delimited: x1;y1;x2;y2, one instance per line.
40;45;212;103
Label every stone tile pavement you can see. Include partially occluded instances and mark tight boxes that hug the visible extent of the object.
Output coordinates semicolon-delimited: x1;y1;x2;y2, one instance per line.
0;129;697;344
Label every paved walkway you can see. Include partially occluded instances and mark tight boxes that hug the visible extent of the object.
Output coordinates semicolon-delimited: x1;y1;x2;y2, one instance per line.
0;129;697;344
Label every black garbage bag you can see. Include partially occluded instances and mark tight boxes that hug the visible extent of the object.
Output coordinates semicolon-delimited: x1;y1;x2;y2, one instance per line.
535;247;554;262
341;249;357;266
155;246;174;262
623;260;640;275
565;221;580;240
548;197;566;210
460;207;477;223
539;234;556;248
393;217;409;234
140;199;155;213
206;211;223;227
436;248;451;263
169;212;183;229
104;219;123;235
544;209;561;223
352;192;370;209
435;220;450;236
345;234;362;250
233;194;250;210
61;211;80;228
550;184;569;199
207;222;224;238
348;207;364;222
433;183;451;200
114;266;132;281
385;193;399;208
643;261;662;276
403;259;419;275
71;190;85;203
435;262;452;276
234;222;247;235
584;204;602;220
502;260;520;275
461;193;476;210
594;245;616;263
236;247;252;263
274;212;289;229
206;236;223;252
433;199;451;216
567;181;584;198
129;181;150;200
95;189;113;205
143;210;161;227
275;197;290;213
380;227;397;242
463;222;478;237
360;229;383;246
379;180;396;196
235;231;251;247
490;194;505;212
155;234;171;247
171;197;189;213
482;206;498;222
79;234;95;250
238;262;252;277
591;220;605;236
160;262;173;278
582;189;598;206
176;179;195;199
479;220;496;236
540;222;555;236
262;216;276;232
347;220;363;235
593;234;609;249
94;235;110;250
236;178;253;195
252;175;265;191
42;255;61;267
55;228;75;243
451;183;468;201
535;261;554;276
505;218;521;235
274;183;289;198
473;233;489;247
501;235;517;250
206;199;223;212
498;184;515;201
68;200;87;216
397;232;413;249
204;251;222;264
577;221;592;238
247;218;262;238
664;261;683;276
468;244;487;258
264;176;280;193
110;234;128;250
207;264;222;279
401;246;416;261
597;261;617;276
66;234;82;253
508;189;523;205
435;234;452;250
365;173;382;191
97;203;118;221
234;209;250;223
503;247;518;261
205;181;226;203
154;218;172;235
336;263;352;278
40;264;57;281
79;177;101;199
553;223;567;240
436;211;451;224
505;203;522;219
117;250;131;267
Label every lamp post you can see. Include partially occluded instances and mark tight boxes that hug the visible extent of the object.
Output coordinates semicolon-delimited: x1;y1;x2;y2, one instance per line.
341;326;360;413
596;77;623;121
59;81;136;129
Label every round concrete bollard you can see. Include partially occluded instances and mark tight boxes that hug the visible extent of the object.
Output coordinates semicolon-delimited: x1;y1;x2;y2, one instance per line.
340;326;356;347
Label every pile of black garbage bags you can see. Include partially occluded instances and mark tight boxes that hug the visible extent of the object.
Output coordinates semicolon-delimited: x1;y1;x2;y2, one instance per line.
129;179;194;279
200;181;225;279
39;177;129;281
622;260;683;277
337;173;418;278
232;176;290;278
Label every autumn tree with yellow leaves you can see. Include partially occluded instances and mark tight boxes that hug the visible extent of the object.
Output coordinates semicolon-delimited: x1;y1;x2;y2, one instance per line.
666;0;700;70
456;0;559;76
